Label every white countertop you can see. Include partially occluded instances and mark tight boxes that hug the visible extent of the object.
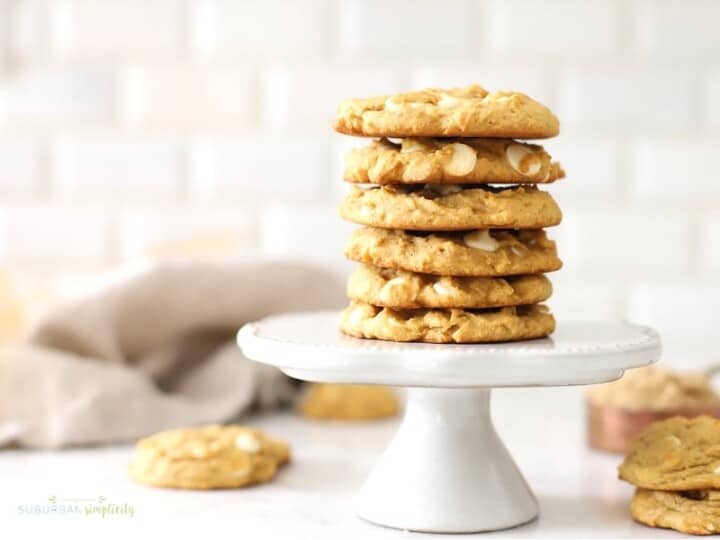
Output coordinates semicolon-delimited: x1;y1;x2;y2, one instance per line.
0;387;678;539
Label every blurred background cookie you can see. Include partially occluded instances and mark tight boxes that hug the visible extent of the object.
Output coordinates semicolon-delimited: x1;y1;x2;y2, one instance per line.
298;383;399;421
586;365;720;453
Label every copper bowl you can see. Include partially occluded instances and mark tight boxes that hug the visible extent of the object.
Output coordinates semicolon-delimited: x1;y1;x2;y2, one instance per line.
587;402;720;454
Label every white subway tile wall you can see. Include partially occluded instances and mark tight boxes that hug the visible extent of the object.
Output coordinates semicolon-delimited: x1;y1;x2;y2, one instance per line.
49;0;186;59
52;134;183;200
120;65;257;129
0;0;717;367
485;0;618;56
0;135;41;194
0;2;7;75
193;0;330;59
705;71;720;129
336;0;472;59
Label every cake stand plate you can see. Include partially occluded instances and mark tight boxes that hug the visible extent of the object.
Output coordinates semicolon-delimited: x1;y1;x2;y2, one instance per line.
237;311;660;534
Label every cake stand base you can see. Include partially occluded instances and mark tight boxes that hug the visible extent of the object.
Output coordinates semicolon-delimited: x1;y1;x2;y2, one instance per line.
355;387;537;533
238;311;661;534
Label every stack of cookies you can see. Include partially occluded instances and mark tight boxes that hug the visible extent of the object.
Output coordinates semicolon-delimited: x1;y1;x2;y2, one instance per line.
619;416;720;535
333;84;565;343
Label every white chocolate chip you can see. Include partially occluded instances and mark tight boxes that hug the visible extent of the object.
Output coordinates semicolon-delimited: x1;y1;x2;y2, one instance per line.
437;93;460;108
359;205;372;217
714;465;720;474
386;137;402;145
235;433;262;453
384;98;402;112
188;444;206;458
432;280;455;296
385;98;423;110
353;184;380;191
506;144;541;176
463;230;499;252
378;277;407;304
511;246;522;256
665;435;682;448
401;139;426;153
349;306;368;325
423;183;462;196
443;143;477;176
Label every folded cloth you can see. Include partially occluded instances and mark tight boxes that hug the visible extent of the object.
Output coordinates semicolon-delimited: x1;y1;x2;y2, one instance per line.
0;259;344;448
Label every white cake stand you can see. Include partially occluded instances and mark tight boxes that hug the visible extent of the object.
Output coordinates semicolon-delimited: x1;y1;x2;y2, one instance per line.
237;311;660;534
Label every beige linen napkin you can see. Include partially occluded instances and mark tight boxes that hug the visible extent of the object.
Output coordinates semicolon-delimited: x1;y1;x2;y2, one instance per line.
0;259;344;448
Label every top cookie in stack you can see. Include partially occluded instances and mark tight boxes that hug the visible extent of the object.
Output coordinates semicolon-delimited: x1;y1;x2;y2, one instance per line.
334;85;564;344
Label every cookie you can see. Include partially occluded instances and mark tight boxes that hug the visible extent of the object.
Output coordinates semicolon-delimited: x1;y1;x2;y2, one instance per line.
339;184;562;231
586;366;720;412
347;265;552;309
344;227;561;277
631;488;720;535
619;416;720;491
299;383;399;420
129;425;290;489
333;85;559;139
340;301;555;343
344;138;565;185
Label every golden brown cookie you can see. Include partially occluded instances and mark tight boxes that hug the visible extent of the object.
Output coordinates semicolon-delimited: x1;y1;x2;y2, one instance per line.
347;265;552;309
340;301;555;343
299;383;399;420
632;488;720;535
129;425;290;489
344;138;565;185
333;85;559;139
587;366;720;412
344;227;561;277
619;416;720;490
339;184;562;231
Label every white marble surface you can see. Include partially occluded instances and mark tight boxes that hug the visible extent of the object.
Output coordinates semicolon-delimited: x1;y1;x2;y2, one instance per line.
0;387;679;539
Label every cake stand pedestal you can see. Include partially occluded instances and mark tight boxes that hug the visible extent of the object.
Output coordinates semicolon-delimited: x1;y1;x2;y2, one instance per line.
238;311;660;534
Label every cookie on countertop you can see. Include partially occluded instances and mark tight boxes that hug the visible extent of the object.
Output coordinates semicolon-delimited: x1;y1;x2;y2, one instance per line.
129;425;290;489
299;383;399;421
347;265;552;309
340;301;555;343
339;184;562;231
333;85;559;139
632;488;720;536
344;138;565;185
344;227;562;277
619;416;720;491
